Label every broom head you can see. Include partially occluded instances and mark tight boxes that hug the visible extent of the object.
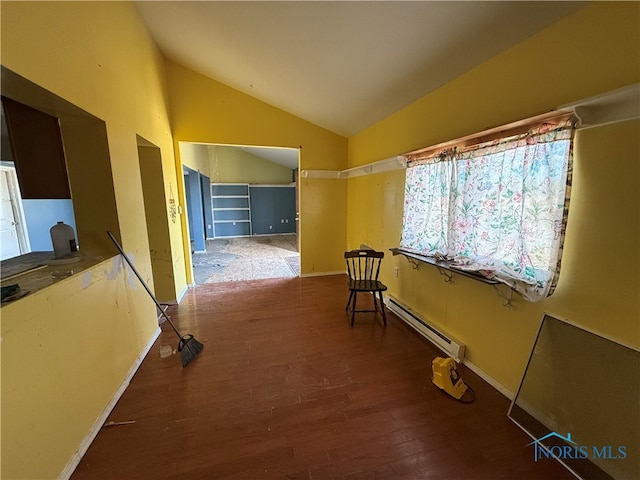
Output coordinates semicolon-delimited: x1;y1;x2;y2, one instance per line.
177;334;204;367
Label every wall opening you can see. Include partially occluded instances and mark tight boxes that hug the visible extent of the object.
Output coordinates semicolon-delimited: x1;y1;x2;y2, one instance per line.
179;142;300;284
137;135;176;303
0;66;120;268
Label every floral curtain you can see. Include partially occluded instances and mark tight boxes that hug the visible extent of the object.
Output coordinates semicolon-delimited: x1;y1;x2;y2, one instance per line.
400;123;574;302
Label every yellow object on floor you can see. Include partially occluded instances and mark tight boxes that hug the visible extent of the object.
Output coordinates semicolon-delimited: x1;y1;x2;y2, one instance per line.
432;356;468;400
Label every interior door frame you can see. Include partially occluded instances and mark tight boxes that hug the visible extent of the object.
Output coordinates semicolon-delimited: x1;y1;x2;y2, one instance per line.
0;163;31;255
182;165;206;252
295;167;300;252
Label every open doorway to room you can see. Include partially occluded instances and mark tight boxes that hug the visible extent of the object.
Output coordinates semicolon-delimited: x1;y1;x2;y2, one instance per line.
137;136;177;303
179;142;300;284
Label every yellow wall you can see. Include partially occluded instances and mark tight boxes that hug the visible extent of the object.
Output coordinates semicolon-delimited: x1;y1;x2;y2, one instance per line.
179;142;211;177
347;2;640;392
1;1;187;301
138;143;176;303
208;145;293;184
1;1;636;478
1;260;159;480
1;2;182;478
166;61;348;277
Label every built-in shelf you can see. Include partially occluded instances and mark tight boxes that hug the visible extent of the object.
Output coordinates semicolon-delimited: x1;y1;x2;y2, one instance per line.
211;183;252;237
390;247;518;308
301;155;406;179
390;247;500;285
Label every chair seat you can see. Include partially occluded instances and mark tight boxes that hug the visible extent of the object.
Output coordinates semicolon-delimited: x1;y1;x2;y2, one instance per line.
348;279;387;292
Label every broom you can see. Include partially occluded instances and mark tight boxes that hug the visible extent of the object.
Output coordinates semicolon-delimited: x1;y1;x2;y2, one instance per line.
107;231;203;367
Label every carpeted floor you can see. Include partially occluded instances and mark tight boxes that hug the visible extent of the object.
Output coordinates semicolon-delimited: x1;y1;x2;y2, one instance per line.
192;234;299;284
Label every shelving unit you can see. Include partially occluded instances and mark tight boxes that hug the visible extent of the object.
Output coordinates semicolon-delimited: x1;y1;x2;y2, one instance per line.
390;247;516;308
390;248;499;285
211;183;251;238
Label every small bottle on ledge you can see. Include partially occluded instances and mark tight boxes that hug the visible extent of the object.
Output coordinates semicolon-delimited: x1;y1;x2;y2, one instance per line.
50;221;78;258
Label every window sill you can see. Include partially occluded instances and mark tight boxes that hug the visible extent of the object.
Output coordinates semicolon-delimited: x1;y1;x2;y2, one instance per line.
1;251;109;306
389;248;500;285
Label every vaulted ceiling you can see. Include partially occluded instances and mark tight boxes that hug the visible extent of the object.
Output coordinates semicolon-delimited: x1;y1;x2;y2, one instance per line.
135;2;588;169
135;1;586;139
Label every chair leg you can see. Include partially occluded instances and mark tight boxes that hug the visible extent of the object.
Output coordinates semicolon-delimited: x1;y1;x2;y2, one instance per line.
345;290;354;312
351;292;357;327
378;291;387;326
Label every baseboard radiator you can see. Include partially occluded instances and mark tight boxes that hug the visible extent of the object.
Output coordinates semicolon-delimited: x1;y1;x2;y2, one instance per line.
385;295;466;362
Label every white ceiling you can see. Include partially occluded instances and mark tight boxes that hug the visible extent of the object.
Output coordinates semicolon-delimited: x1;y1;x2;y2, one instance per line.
135;1;586;167
237;145;299;169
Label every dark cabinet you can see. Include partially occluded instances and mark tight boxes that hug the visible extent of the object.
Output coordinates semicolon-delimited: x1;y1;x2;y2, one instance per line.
1;96;70;199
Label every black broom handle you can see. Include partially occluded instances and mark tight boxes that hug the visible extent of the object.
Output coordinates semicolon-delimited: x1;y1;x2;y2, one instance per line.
107;230;184;339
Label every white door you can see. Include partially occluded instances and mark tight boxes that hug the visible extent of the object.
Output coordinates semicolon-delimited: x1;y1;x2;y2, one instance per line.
0;167;29;260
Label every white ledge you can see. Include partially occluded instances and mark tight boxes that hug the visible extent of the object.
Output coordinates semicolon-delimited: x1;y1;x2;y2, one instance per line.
302;155;406;179
300;169;341;179
559;83;639;129
302;84;639;180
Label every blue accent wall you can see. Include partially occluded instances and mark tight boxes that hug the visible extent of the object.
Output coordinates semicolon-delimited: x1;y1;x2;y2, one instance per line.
249;186;296;235
22;199;77;251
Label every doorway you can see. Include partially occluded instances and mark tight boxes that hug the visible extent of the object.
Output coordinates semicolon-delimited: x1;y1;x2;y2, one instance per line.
0;165;30;260
182;165;211;253
137;136;176;303
180;142;300;284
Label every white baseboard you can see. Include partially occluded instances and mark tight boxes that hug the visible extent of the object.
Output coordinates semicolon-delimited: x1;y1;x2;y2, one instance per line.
461;357;514;400
300;270;345;278
157;283;189;306
176;284;189;303
58;326;161;479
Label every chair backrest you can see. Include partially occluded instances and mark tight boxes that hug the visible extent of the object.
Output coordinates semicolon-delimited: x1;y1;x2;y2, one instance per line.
344;249;384;282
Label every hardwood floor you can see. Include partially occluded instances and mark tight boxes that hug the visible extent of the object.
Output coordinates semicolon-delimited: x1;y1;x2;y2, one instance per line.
72;275;572;479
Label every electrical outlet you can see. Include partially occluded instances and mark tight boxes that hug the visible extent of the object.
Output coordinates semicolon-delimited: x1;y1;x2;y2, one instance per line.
393;266;398;277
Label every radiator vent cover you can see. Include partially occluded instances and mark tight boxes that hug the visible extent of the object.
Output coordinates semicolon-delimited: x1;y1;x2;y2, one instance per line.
386;295;466;362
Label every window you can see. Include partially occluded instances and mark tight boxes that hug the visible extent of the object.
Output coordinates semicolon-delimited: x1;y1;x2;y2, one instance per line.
400;118;574;302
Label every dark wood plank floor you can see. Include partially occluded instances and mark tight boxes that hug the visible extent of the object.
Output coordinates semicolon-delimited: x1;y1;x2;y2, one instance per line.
72;275;572;479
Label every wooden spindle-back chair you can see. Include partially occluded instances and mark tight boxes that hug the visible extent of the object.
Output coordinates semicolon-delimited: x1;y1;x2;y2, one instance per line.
344;249;388;326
